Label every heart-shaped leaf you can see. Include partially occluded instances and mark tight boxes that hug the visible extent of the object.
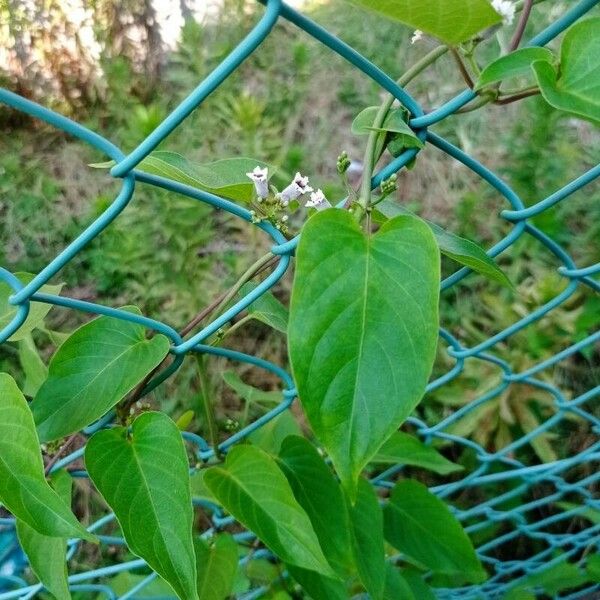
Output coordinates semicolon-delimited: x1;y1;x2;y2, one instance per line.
384;480;485;582
195;534;239;600
0;273;62;342
92;152;272;202
85;412;198;600
0;374;94;541
475;47;554;90
348;0;501;45
204;445;335;577
16;470;73;600
289;209;439;496
32;310;170;442
371;431;463;475
532;18;600;125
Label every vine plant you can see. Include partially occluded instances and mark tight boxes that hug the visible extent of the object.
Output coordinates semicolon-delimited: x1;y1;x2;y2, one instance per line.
1;1;599;599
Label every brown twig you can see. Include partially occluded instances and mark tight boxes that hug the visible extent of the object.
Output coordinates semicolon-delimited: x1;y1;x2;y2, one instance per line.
451;48;474;89
44;433;79;475
510;0;534;50
495;87;540;104
120;253;281;414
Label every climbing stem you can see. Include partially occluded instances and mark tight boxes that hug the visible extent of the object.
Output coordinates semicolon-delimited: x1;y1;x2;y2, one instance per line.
355;45;449;221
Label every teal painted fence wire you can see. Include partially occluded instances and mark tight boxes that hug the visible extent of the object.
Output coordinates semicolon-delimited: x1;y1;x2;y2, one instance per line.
1;0;599;597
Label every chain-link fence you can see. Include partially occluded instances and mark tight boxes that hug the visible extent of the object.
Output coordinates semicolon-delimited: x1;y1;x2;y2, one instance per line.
0;0;599;598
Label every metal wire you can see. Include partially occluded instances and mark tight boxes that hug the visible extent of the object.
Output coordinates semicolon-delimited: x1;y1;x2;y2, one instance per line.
0;0;599;597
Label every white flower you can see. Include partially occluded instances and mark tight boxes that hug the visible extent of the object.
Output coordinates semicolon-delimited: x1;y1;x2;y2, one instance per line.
278;172;313;205
246;166;269;199
305;189;331;211
411;30;423;44
491;0;515;25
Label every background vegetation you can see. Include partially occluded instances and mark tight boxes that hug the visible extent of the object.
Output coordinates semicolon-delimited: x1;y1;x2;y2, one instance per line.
0;0;599;596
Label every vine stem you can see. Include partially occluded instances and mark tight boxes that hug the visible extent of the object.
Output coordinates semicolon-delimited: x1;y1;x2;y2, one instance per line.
356;45;449;221
44;433;78;475
510;0;535;50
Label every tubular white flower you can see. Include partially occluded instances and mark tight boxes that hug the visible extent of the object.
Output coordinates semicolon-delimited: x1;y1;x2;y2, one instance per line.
491;0;515;25
246;166;269;199
411;30;423;44
278;172;313;205
305;189;331;211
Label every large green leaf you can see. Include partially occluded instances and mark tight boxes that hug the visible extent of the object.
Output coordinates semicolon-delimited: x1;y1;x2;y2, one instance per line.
532;18;600;125
475;47;554;90
92;152;272;202
204;445;335;577
384;480;485;582
0;374;93;540
277;435;353;576
348;0;501;45
0;273;62;342
239;282;289;333
195;534;239;600
346;478;386;600
374;200;511;286
31;311;170;442
371;431;463;475
16;470;73;600
85;412;198;600
289;209;439;496
401;568;437;600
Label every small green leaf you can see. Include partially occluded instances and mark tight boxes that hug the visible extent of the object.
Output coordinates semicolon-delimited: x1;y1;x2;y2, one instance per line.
517;561;590;595
31;310;170;442
533;18;600;125
239;282;289;333
0;273;62;342
277;435;353;576
351;107;423;149
222;371;281;407
374;200;511;287
289;209;440;496
383;565;416;600
556;501;600;525
371;431;463;475
195;534;239;600
247;411;302;454
346;478;386;600
176;409;195;431
475;47;554;90
16;470;73;600
384;480;485;582
85;412;198;600
348;0;501;45
0;373;93;541
110;151;272;202
204;445;335;577
18;334;48;397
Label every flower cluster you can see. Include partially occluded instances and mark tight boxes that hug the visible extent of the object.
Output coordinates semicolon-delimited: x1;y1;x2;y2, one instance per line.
245;167;331;232
491;0;515;25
